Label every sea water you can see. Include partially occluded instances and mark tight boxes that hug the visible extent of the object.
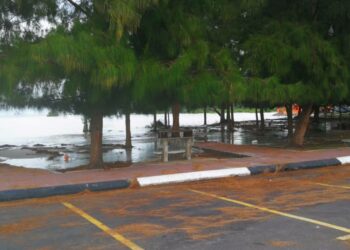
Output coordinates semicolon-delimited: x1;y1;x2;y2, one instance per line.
0;109;279;170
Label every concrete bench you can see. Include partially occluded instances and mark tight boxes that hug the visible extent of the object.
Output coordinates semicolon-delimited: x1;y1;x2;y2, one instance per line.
157;129;193;162
154;150;186;156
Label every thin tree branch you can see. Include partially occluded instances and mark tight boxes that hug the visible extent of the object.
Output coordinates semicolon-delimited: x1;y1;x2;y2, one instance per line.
213;107;221;117
311;0;319;22
66;0;89;16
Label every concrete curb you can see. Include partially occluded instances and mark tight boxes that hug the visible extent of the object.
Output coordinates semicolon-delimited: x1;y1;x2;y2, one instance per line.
1;155;349;201
248;165;277;175
283;158;341;171
0;179;130;202
136;156;350;187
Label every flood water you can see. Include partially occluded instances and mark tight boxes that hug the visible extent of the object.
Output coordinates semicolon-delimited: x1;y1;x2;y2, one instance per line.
0;109;347;170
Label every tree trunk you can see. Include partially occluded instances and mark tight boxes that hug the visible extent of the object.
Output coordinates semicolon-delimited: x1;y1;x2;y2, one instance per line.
286;104;293;137
164;112;167;127
89;113;103;168
255;106;259;128
231;104;234;126
220;127;225;142
228;104;234;132
126;149;132;162
125;112;132;148
83;116;89;133
227;129;234;144
167;112;170;127
153;113;157;131
339;104;342;121
172;103;180;136
260;106;265;130
226;104;230;131
292;104;313;146
313;105;320;123
220;104;225;124
203;106;207;125
226;104;230;123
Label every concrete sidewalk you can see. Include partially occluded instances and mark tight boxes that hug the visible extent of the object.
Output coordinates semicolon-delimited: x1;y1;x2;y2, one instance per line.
1;142;350;200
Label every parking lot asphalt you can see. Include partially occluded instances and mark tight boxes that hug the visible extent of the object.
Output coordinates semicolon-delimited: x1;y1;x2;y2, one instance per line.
0;165;350;250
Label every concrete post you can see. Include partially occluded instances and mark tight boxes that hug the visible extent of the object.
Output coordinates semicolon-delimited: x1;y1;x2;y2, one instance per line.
186;138;192;160
162;139;168;162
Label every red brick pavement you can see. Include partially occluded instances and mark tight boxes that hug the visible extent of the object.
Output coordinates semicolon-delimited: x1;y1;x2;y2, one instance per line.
1;142;350;191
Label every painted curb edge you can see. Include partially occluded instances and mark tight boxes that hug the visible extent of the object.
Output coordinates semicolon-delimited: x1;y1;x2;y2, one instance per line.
0;179;130;202
137;156;350;186
137;167;251;187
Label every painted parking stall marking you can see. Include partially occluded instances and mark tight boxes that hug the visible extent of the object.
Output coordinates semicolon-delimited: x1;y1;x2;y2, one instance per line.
62;202;143;250
189;189;350;235
337;234;350;241
312;182;350;190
